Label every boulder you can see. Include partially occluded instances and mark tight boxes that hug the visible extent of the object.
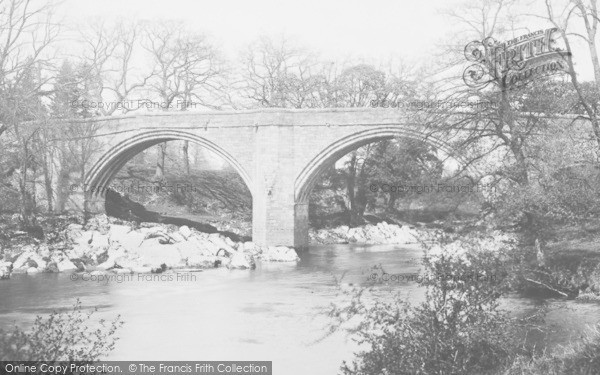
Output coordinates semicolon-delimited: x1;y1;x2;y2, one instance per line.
44;262;59;273
177;238;214;259
261;246;300;262
179;226;192;239
12;248;36;269
86;214;110;233
241;241;258;254
208;233;236;255
227;252;256;270
112;268;132;274
57;259;78;272
115;230;146;250
37;244;51;258
393;226;419;244
131;266;153;274
187;255;220;268
90;270;108;276
96;258;116;270
135;238;186;269
90;232;110;250
108;224;131;241
28;253;47;270
169;232;186;243
151;263;167;273
26;267;40;274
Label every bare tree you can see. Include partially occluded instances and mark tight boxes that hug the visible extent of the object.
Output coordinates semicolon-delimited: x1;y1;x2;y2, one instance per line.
79;20;153;115
241;36;325;108
0;0;60;229
543;0;600;150
142;21;224;179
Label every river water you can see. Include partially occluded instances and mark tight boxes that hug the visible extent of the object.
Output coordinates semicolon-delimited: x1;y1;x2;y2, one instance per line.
1;244;599;374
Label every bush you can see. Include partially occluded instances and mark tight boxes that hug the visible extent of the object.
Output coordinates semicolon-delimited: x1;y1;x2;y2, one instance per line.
0;300;123;362
326;234;531;375
504;323;600;375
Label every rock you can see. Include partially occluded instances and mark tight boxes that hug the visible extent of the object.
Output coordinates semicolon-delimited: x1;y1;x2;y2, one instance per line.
112;268;132;274
177;239;213;259
90;270;108;276
227;252;256;270
108;224;132;241
240;241;258;254
28;253;47;270
12;248;35;269
187;255;220;268
0;262;12;279
131;266;153;273
57;259;78;272
135;239;186;269
393;226;419;244
86;214;110;233
169;232;186;243
179;226;192;239
208;233;236;255
151;263;167;273
45;262;59;273
38;244;51;258
26;267;40;274
115;230;146;250
261;246;300;262
96;258;116;270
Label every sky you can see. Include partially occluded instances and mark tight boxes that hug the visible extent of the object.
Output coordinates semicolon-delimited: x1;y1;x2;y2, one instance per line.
60;0;461;63
58;0;595;81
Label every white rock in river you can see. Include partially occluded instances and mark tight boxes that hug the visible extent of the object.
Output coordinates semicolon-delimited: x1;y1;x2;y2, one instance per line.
108;224;131;241
208;233;236;255
26;267;40;274
12;249;35;269
57;259;78;272
227;252;256;270
261;246;300;262
187;255;219;268
179;225;192;239
131;266;153;274
135;238;186;268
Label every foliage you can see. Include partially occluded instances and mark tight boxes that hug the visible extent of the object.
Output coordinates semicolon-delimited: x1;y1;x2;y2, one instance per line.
504;323;600;375
326;234;533;375
0;300;123;361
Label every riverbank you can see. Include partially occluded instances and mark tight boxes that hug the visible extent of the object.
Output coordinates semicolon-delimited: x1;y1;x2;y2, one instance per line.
0;214;299;279
309;221;430;245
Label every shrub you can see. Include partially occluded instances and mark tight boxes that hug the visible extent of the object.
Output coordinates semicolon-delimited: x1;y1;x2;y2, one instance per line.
504;323;600;375
0;300;123;362
326;234;531;375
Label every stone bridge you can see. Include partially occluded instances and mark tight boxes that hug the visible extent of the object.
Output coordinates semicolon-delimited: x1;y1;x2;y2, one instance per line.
62;108;471;249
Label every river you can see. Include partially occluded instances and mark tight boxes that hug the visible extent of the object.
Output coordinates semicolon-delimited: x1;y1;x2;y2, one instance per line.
1;244;599;374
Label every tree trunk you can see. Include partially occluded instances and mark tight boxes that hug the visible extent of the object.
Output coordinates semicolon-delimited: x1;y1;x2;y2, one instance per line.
155;143;167;180
183;141;190;175
42;147;53;213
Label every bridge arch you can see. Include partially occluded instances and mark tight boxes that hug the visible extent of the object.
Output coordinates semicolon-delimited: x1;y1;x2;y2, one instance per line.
85;129;254;198
294;126;473;204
